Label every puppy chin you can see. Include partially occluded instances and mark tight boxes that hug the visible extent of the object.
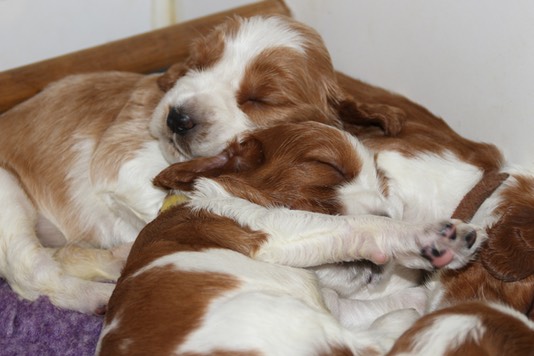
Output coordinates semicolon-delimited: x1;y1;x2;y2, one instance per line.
149;120;184;165
158;139;186;164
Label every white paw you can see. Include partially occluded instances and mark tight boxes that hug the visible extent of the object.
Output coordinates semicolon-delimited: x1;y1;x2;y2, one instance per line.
397;220;486;270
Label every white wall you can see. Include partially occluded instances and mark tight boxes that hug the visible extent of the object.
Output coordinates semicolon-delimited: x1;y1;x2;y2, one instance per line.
0;0;153;69
1;0;532;166
0;0;254;70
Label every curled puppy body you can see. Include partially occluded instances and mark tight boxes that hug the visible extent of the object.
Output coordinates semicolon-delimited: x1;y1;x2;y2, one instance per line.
97;122;481;355
0;15;404;313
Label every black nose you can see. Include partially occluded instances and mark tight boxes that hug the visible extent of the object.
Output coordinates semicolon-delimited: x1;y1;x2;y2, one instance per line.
166;107;195;134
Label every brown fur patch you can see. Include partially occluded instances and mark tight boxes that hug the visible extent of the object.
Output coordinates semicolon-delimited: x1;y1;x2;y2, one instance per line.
481;174;534;281
157;62;188;92
217;123;362;214
187;16;239;71
388;302;534;356
90;74;165;183
337;72;503;172
0;72;161;244
101;204;270;355
441;259;534;319
101;268;244;356
237;43;343;128
438;173;534;320
124;207;270;276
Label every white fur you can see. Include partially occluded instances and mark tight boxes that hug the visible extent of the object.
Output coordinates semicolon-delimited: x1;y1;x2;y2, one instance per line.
489;302;534;329
337;135;389;217
376;150;483;221
408;314;485;355
93;141;169;247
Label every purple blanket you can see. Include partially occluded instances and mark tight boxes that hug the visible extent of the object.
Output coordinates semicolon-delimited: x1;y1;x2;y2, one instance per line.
0;278;102;356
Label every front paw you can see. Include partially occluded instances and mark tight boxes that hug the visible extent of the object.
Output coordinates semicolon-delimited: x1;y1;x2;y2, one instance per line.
400;220;486;269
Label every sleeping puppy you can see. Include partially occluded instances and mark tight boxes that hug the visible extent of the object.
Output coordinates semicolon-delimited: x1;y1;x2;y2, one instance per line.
0;15;403;314
97;122;480;355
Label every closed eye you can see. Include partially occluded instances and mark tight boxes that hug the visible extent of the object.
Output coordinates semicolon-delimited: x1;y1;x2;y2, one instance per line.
246;97;266;105
239;96;270;110
319;161;346;177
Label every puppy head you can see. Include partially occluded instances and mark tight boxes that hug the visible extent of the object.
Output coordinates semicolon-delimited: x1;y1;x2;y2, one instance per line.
151;15;350;164
154;122;371;214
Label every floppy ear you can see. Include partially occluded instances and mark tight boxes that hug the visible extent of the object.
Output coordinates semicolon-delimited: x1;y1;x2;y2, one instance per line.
157;62;188;92
153;135;264;191
332;72;407;136
337;97;406;136
480;206;534;282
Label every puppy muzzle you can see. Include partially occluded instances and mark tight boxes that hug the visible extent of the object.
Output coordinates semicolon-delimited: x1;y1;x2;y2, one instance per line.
167;106;196;134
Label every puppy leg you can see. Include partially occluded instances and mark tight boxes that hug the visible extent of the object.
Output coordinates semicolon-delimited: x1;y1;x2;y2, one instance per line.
190;195;479;269
259;215;484;270
0;168;113;313
49;242;132;282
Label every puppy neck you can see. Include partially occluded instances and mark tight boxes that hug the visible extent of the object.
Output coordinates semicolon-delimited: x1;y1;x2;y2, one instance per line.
337;144;391;218
375;150;484;222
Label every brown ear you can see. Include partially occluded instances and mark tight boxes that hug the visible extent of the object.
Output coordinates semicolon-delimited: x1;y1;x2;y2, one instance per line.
153;135;264;191
153;154;230;191
337;97;406;136
157;62;188;92
480;206;534;282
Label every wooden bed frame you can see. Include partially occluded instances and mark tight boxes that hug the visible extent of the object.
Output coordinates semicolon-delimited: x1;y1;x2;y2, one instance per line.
0;0;291;113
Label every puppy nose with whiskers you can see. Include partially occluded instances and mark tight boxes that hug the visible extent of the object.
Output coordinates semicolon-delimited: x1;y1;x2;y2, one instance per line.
167;107;196;134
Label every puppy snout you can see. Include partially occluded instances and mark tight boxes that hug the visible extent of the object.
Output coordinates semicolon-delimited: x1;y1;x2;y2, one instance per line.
166;107;195;134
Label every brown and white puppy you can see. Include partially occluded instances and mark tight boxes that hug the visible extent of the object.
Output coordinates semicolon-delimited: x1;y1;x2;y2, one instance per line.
338;75;534;353
97;122;479;356
0;15;402;313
